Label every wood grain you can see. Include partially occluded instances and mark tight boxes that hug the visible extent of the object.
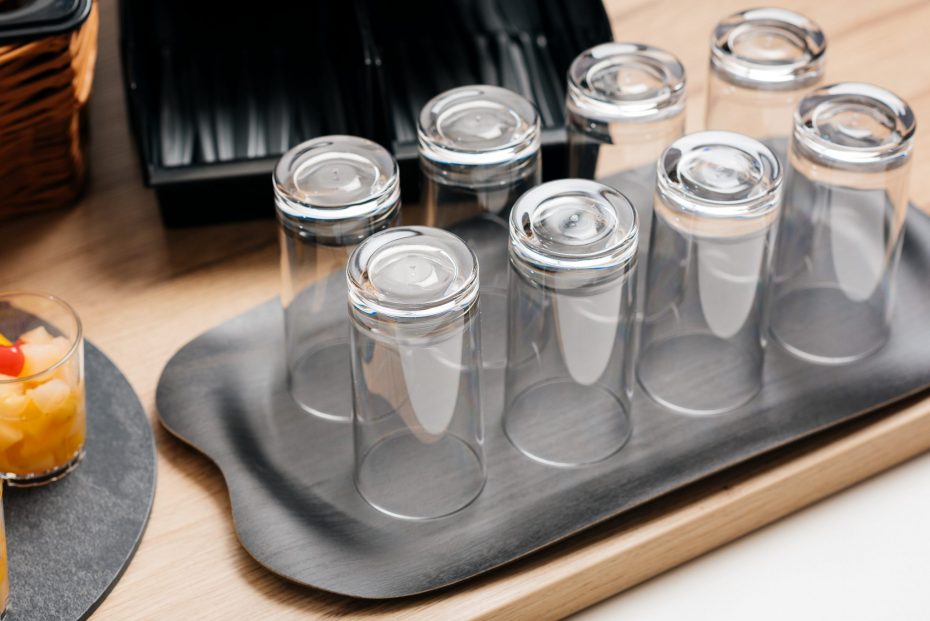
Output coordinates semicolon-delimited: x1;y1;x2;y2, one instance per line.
0;0;928;618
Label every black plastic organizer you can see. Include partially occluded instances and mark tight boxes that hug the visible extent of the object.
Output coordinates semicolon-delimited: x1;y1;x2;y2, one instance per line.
119;0;613;226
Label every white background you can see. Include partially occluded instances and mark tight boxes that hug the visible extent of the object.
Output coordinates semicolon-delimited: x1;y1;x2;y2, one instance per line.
571;452;930;620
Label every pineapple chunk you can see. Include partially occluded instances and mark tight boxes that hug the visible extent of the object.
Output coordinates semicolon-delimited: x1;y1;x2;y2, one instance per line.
0;420;23;449
27;379;71;415
0;376;23;399
0;395;27;419
19;337;70;377
19;326;53;345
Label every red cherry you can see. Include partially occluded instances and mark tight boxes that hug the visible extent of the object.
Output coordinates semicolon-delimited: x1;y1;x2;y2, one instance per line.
0;345;25;377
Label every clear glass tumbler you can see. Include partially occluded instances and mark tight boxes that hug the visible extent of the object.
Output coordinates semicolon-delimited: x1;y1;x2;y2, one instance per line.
706;8;825;159
769;83;915;364
638;132;783;415
567;42;686;327
567;42;686;212
504;180;638;467
419;84;541;232
0;292;86;486
419;85;541;367
275;136;401;421
348;226;485;519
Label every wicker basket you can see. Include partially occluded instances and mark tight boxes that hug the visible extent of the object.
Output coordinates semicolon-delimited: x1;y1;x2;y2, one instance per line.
0;1;98;219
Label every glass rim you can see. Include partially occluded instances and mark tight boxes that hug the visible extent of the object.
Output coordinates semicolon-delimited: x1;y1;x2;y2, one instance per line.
567;42;686;123
509;179;639;276
0;291;83;384
792;82;916;171
347;226;480;321
418;85;541;167
657;131;783;220
710;8;826;91
273;135;401;229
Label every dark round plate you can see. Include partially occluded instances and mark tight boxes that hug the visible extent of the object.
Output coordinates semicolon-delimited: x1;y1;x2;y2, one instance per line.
4;342;156;620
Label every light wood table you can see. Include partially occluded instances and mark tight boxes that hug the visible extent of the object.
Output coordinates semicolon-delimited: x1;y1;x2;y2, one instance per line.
2;0;930;618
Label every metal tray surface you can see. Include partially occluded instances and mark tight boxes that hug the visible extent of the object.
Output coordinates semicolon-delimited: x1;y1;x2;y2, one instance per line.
156;207;930;599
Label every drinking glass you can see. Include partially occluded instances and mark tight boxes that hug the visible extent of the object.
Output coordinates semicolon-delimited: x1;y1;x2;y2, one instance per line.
567;42;685;213
769;83;915;364
706;8;825;160
567;42;686;327
419;84;541;234
419;85;541;367
638;132;783;415
0;292;85;486
275;136;401;421
504;180;638;466
348;226;485;519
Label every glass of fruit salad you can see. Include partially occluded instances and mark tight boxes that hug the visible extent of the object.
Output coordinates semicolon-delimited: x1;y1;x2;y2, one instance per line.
0;292;85;486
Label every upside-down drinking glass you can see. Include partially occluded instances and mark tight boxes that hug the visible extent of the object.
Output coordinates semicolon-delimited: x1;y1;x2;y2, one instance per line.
769;83;915;364
504;180;638;466
275;135;401;421
419;84;541;234
567;42;686;324
706;8;826;160
567;42;686;212
638;132;783;415
348;226;485;519
419;85;541;367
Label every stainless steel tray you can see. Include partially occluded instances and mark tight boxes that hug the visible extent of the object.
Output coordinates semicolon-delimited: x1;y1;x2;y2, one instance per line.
156;206;930;599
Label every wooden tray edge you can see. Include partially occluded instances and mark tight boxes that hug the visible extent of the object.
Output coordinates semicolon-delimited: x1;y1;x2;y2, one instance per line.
496;397;930;620
354;394;930;619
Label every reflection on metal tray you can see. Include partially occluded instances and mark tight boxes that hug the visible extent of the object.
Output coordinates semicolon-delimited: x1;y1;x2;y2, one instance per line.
157;197;930;599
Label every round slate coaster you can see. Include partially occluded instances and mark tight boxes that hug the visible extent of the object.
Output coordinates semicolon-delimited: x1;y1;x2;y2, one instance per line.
4;343;156;620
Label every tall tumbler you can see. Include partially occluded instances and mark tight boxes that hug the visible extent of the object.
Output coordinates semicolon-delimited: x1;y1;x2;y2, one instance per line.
769;83;915;364
638;131;783;415
419;84;541;366
706;8;825;160
567;42;686;329
275;136;401;421
504;180;638;467
567;42;686;221
348;226;485;519
419;84;541;233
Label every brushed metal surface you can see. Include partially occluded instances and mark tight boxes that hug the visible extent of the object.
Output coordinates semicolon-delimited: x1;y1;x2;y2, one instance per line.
156;207;930;599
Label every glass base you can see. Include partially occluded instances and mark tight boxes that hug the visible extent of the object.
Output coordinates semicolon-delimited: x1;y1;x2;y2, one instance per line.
288;338;352;422
770;285;889;365
355;432;485;520
504;379;631;467
2;449;84;488
638;333;762;415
